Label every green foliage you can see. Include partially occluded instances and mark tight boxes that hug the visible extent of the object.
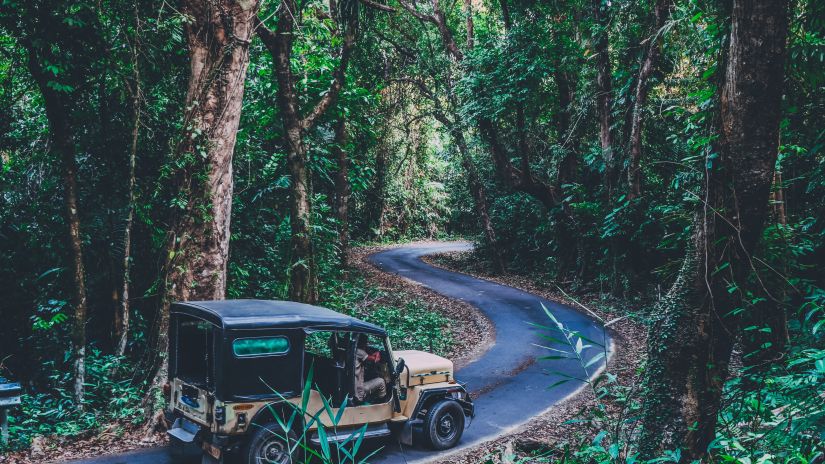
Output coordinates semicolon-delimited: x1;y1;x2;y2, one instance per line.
1;0;824;460
2;350;145;451
323;274;453;356
261;368;379;464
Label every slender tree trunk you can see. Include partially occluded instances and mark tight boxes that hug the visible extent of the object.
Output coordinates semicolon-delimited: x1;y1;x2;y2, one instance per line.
25;44;88;407
771;167;787;225
453;1;501;271
257;6;355;303
627;0;674;200
63;122;87;408
593;0;614;193
333;117;350;270
639;1;789;459
148;0;260;410
115;8;141;357
554;69;584;282
453;129;504;273
374;139;389;239
463;0;473;48
498;0;511;30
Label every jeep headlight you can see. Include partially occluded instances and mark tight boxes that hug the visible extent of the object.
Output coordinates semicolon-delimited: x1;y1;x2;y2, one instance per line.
448;388;466;400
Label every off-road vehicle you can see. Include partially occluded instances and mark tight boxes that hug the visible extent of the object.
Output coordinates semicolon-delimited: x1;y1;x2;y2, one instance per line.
165;300;474;463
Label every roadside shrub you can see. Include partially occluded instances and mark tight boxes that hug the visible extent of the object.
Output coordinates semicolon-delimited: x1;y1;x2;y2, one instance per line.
3;350;144;451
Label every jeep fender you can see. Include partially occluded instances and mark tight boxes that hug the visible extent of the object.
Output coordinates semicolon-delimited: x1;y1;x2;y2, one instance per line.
399;385;474;446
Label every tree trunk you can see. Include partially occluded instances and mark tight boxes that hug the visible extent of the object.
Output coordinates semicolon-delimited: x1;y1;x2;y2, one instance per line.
593;0;614;193
150;0;260;398
554;69;584;282
257;5;355;303
463;0;473;48
453;129;504;273
25;43;89;408
627;0;674;200
639;0;789;459
116;7;141;356
771;167;787;225
374;141;389;238
333;117;350;270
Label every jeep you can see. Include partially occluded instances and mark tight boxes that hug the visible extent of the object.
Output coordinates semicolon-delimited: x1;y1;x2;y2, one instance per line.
165;299;474;463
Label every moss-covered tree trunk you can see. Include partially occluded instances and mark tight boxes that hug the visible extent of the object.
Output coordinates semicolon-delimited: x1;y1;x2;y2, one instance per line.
639;0;789;459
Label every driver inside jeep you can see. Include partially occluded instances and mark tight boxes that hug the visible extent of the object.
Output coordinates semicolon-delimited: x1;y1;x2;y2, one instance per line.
354;334;387;403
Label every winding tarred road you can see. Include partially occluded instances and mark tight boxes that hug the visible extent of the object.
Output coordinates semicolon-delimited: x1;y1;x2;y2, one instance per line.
69;241;611;464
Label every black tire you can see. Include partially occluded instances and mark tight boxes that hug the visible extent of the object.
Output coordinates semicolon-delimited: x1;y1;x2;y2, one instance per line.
242;423;301;464
422;399;465;450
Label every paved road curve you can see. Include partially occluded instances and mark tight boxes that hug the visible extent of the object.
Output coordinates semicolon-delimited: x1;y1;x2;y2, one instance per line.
70;242;610;464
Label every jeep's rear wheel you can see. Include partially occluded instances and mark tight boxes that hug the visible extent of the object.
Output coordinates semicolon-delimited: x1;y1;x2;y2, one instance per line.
423;399;465;450
243;423;299;464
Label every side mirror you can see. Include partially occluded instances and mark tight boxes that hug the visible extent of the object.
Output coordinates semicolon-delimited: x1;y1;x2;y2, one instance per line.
394;358;406;377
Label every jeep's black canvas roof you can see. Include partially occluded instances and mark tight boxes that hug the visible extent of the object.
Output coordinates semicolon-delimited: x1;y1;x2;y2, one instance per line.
171;299;386;335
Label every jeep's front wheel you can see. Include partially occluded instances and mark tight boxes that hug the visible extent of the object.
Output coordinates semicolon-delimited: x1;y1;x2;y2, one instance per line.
423;399;465;450
243;423;299;464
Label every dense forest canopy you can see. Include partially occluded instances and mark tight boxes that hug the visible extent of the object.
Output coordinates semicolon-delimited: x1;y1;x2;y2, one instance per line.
1;0;824;462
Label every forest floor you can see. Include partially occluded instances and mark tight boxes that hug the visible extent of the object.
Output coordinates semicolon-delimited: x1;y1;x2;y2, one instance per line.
421;250;648;463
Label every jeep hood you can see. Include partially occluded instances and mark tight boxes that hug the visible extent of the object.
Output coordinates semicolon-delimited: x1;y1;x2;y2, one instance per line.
395;350;454;386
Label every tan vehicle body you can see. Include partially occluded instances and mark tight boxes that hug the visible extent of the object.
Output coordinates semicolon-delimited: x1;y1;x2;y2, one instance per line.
170;349;458;435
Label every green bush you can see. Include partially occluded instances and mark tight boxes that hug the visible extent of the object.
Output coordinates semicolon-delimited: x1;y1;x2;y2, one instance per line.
3;350;145;451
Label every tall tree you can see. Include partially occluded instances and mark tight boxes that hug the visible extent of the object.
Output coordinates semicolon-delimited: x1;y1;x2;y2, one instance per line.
639;0;789;459
8;0;102;407
26;52;89;406
149;0;261;395
256;0;356;303
333;116;351;268
115;2;142;356
592;0;615;193
626;0;674;200
397;0;561;213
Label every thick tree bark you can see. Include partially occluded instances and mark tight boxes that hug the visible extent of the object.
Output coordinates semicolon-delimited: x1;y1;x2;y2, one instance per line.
149;0;260;400
25;44;89;407
639;0;789;460
627;0;674;200
593;0;615;192
257;6;355;303
333;117;350;269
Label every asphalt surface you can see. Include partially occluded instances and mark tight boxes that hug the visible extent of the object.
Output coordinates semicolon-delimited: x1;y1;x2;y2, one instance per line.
69;242;610;464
